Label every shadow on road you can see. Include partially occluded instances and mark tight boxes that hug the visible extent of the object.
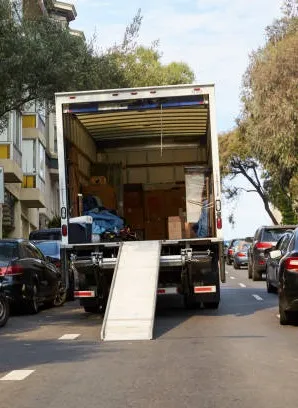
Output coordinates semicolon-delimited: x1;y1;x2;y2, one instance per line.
153;287;278;338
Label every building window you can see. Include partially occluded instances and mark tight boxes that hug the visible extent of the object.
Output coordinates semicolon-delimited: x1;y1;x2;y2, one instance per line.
39;142;45;180
22;140;36;174
13;111;22;151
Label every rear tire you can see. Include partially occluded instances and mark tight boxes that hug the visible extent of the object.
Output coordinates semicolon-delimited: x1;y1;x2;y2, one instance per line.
27;284;39;314
279;302;291;325
183;293;198;309
252;265;261;281
0;295;9;327
266;275;276;294
84;305;100;313
53;281;67;307
233;262;239;270
248;262;252;279
203;301;219;309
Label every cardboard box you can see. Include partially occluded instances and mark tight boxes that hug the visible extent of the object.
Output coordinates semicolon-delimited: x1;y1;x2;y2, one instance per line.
145;219;166;240
124;191;143;209
168;216;183;239
124;207;144;230
82;184;117;210
144;190;166;220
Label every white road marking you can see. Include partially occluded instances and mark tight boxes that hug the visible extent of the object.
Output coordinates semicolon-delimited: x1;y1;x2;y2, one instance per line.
226;271;229;274
59;334;81;340
239;283;246;288
276;314;280;319
252;294;263;301
0;370;35;381
230;276;236;280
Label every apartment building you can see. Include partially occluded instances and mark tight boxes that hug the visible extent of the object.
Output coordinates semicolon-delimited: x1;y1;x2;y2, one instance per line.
0;0;83;238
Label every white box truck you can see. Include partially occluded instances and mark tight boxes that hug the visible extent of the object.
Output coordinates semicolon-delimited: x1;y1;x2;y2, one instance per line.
55;84;225;341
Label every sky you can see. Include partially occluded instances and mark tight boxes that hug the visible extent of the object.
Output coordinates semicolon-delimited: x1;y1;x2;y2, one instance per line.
70;0;284;239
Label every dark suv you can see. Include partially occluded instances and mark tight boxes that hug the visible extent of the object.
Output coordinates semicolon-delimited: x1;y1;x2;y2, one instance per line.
248;225;297;281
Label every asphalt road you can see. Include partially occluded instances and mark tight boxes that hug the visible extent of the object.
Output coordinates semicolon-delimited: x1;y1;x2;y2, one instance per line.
1;264;298;408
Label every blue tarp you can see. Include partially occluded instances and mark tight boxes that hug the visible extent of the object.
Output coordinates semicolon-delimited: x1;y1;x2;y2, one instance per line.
84;210;124;234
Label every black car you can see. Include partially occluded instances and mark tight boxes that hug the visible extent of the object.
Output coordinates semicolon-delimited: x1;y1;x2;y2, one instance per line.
0;239;63;313
266;230;294;294
248;225;296;281
0;290;9;327
226;238;244;265
266;227;298;325
33;240;61;269
29;228;61;241
33;240;67;306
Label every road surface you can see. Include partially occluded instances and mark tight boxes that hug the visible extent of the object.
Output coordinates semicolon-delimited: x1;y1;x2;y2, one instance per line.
1;264;297;408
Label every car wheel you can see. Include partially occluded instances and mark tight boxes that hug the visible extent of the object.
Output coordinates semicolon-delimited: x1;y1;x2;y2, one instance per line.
53;281;67;307
279;302;291;325
0;295;9;327
248;262;252;279
27;284;39;314
84;305;100;313
183;293;198;309
252;265;261;281
233;262;239;270
266;275;277;294
203;301;219;309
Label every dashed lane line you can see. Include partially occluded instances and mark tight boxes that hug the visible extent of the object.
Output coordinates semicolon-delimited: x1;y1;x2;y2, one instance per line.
0;370;35;381
59;334;81;340
230;276;236;280
252;294;263;301
239;283;246;288
276;314;280;319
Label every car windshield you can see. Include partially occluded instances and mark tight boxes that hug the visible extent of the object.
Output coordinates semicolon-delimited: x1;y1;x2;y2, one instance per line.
262;229;291;242
34;242;59;256
0;242;18;259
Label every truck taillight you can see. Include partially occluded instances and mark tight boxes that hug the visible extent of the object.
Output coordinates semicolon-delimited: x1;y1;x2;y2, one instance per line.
284;257;298;272
217;217;222;229
62;224;68;237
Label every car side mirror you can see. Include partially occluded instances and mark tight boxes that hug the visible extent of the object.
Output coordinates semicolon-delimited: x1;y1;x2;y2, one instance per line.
269;249;282;259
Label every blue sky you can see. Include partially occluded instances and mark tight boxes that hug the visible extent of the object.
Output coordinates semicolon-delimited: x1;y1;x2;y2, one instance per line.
70;0;283;239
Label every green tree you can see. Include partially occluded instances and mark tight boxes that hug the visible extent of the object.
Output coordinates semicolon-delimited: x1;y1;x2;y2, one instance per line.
219;128;278;224
240;0;298;221
0;3;194;130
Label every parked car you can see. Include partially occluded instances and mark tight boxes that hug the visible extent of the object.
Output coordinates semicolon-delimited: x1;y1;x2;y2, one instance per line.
265;227;298;325
233;241;251;269
266;230;294;294
32;240;67;306
248;225;296;281
32;239;74;302
0;239;64;313
226;238;244;265
0;289;9;327
224;240;231;260
29;228;61;241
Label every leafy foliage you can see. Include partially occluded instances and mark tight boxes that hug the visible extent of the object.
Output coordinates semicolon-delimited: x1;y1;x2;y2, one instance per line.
222;0;298;224
0;2;195;130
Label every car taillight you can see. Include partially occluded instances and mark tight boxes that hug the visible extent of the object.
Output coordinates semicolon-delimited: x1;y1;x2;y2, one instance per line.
55;261;61;268
284;257;298;272
4;264;24;276
216;217;222;229
237;252;246;257
255;242;272;250
228;249;233;255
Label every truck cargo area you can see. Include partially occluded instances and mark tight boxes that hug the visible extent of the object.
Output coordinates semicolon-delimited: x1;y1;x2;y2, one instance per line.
55;84;224;341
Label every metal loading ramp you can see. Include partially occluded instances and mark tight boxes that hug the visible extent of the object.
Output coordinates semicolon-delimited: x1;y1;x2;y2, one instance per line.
101;240;161;341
